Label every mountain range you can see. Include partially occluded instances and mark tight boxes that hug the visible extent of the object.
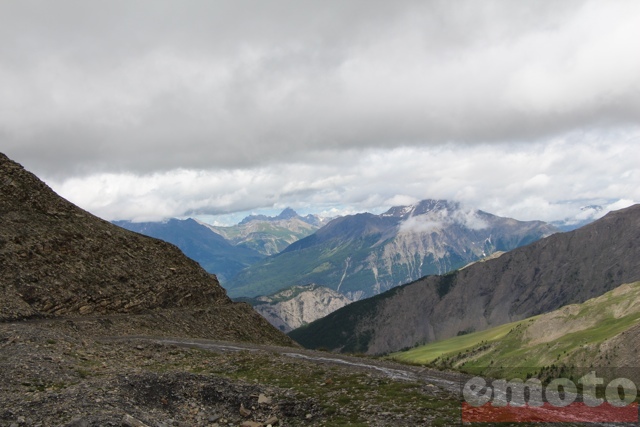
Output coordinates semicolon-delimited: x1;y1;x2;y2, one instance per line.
3;149;639;424
227;200;558;299
205;207;325;256
114;208;324;283
289;203;640;355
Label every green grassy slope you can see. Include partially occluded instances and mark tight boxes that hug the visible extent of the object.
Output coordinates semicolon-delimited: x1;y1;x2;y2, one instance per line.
392;281;640;378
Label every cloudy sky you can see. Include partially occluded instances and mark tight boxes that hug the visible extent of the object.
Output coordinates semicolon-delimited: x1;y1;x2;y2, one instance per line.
1;0;639;224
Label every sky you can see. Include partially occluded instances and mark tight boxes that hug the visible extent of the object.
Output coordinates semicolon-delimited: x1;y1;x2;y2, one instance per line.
1;0;639;225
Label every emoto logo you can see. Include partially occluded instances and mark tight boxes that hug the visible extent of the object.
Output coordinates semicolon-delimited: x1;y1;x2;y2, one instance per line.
462;371;639;423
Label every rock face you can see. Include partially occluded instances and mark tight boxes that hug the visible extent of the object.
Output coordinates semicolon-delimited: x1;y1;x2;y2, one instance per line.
289;204;640;355
251;284;352;332
228;200;557;299
0;152;293;346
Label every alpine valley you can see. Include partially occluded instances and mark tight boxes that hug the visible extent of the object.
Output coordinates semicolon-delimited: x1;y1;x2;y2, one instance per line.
2;150;639;426
113;218;265;283
114;209;326;283
0;151;469;426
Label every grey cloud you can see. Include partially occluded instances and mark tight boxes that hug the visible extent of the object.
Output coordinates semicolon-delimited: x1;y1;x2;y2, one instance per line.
2;0;639;179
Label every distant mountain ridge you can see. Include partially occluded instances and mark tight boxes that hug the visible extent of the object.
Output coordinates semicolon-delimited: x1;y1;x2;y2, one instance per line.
289;204;640;355
206;208;326;256
113;208;326;281
227;199;558;299
239;207;325;227
551;204;606;231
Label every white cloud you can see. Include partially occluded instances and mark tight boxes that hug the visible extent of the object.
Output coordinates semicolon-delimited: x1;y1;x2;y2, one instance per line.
46;129;639;224
452;209;489;231
397;204;488;235
398;217;443;234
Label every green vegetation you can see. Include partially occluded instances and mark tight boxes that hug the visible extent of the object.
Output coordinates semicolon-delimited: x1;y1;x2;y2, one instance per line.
393;319;529;365
288;298;379;353
392;281;640;379
227;235;385;298
143;346;460;426
212;351;460;426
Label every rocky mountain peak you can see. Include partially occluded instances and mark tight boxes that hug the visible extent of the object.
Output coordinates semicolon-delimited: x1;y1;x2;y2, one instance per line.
229;198;557;299
275;207;299;220
382;199;461;219
240;208;301;224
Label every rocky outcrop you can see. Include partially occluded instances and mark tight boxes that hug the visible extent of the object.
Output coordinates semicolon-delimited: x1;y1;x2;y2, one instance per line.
290;204;640;354
252;284;351;332
0;152;294;346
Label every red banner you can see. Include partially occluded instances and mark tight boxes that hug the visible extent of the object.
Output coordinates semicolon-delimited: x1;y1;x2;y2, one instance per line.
462;401;639;423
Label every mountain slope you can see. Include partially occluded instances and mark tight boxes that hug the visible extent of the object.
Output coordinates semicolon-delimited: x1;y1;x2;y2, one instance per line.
228;200;557;299
0;152;293;346
289;204;640;355
206;208;325;256
392;281;640;376
113;218;264;282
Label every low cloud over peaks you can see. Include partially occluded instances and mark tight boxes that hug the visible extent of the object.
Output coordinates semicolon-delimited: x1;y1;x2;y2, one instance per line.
398;206;489;235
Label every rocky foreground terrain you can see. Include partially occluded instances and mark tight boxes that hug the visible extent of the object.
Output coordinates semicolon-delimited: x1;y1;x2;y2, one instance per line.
0;319;466;427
